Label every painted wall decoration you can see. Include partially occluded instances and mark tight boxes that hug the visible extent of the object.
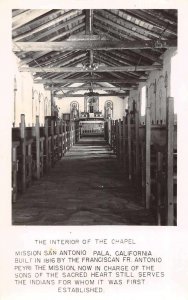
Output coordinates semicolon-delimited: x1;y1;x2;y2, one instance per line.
32;89;39;124
148;80;156;123
104;100;113;120
156;74;167;124
70;101;79;120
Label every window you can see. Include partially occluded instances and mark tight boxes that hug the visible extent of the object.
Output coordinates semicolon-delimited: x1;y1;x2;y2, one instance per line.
170;52;178;114
141;85;146;116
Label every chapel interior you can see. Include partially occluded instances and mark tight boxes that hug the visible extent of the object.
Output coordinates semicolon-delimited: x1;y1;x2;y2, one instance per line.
11;9;177;225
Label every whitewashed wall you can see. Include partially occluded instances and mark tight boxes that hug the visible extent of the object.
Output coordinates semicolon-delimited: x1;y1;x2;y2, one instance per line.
129;48;177;124
55;92;127;121
12;53;51;127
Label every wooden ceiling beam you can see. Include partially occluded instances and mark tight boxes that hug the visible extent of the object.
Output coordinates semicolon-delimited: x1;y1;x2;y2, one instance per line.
67;34;108;41
95;55;148;80
96;54;142;79
85;10;94;73
38;57;87;80
96;52;137;74
85;10;90;34
124;9;177;35
55;92;128;98
93;20;134;41
34;78;144;84
13;10;61;37
36;52;86;69
20;65;162;73
18;25;85;65
13;38;176;52
30;50;83;67
42;72;89;84
93;26;162;71
12;9;51;30
46;86;134;91
149;9;177;24
98;50;151;67
97;52;159;79
53;73;90;84
19;32;85;66
110;49;158;65
13;10;81;42
95;82;133;90
39;55;86;78
93;26;163;67
94;13;149;41
104;9;162;39
12;10;28;18
93;27;163;63
29;13;85;42
126;49;163;64
50;26;85;42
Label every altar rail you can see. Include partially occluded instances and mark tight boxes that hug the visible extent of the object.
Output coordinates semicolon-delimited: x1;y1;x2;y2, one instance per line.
80;120;104;137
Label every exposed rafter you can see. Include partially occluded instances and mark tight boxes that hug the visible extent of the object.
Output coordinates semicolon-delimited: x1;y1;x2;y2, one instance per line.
104;49;157;66
96;10;162;40
12;10;51;30
12;10;28;18
30;50;84;67
30;13;85;42
12;8;177;99
85;9;94;87
93;19;135;42
40;73;90;85
13;10;80;42
124;10;177;35
96;55;142;79
148;9;177;24
38;53;86;68
94;12;149;41
96;51;154;70
50;26;85;42
37;57;88;80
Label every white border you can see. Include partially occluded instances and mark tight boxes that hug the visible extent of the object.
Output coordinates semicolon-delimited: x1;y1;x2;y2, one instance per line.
0;2;188;300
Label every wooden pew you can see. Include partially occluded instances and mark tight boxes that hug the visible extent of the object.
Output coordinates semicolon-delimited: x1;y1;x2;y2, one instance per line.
44;117;52;170
31;116;45;179
138;97;177;225
12;114;33;194
56;119;63;160
111;120;115;151
12;141;20;202
12;114;79;200
107;97;177;225
74;120;80;143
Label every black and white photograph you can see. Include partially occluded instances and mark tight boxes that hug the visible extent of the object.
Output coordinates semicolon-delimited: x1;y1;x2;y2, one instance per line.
11;8;177;226
0;1;188;300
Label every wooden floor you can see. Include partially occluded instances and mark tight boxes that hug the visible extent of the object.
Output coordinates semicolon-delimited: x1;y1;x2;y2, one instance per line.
12;137;155;225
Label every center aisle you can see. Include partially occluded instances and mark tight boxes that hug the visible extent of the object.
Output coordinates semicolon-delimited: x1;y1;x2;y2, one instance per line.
12;137;155;225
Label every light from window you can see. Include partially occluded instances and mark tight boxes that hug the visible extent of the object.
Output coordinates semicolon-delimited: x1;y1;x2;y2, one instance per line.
141;86;146;116
170;52;178;114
